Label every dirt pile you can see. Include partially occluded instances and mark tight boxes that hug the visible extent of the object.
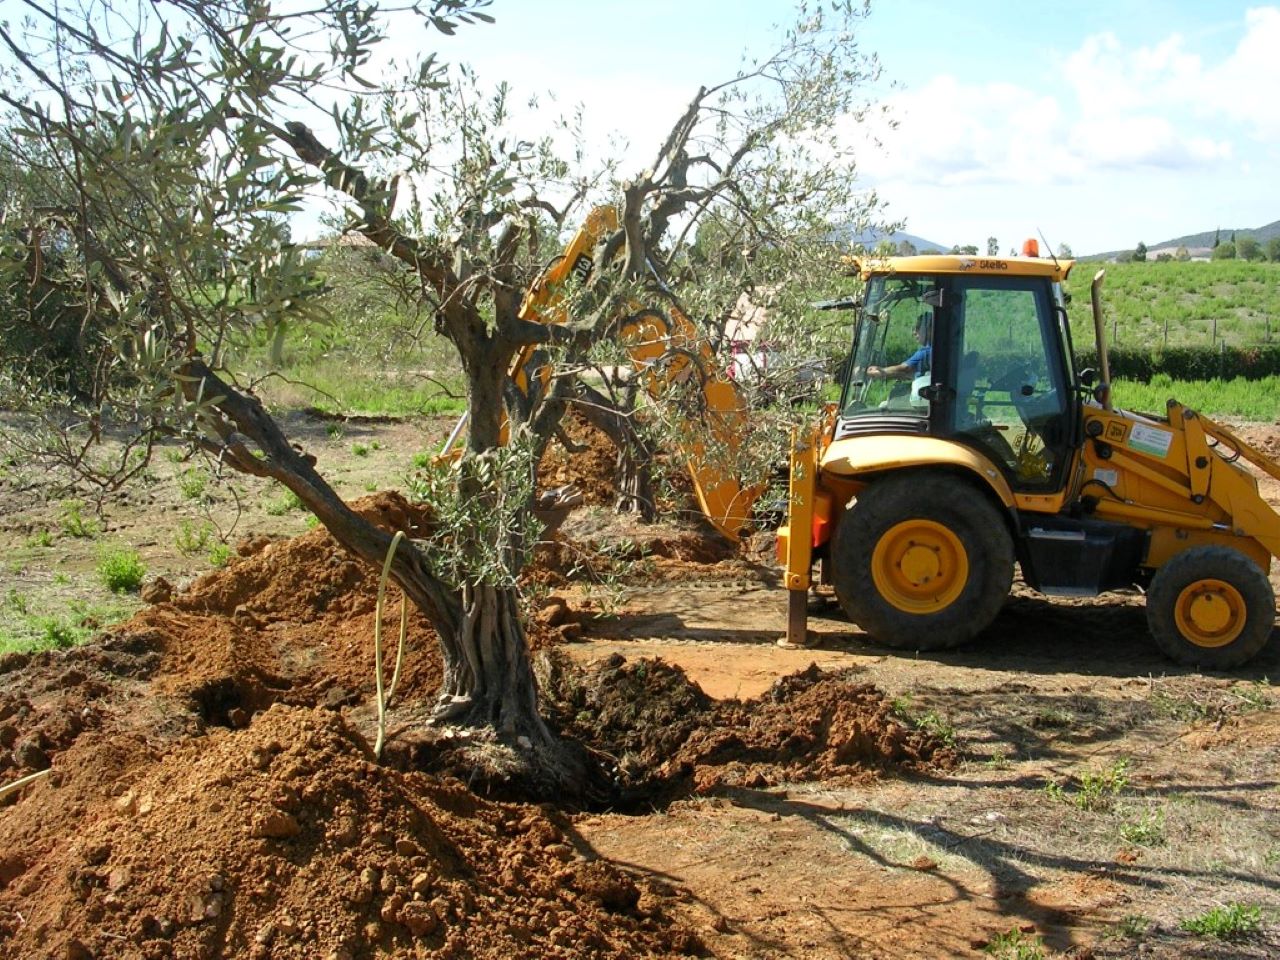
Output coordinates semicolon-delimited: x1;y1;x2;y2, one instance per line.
127;492;444;724
0;704;702;959
0;631;166;786
538;412;621;508
544;656;955;800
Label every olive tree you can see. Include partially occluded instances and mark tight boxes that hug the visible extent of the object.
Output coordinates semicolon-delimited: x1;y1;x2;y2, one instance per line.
0;0;885;785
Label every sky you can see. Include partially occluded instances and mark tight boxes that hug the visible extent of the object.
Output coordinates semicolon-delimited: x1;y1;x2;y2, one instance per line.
423;0;1279;256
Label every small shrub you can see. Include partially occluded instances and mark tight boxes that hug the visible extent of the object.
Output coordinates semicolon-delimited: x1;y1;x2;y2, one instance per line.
983;927;1045;959
59;500;98;539
326;422;344;440
891;696;957;747
1045;758;1130;811
351;442;370;457
26;530;53;548
985;750;1011;770
1180;903;1261;941
98;548;146;594
174;520;212;556
207;543;233;568
178;468;208;501
37;616;80;650
5;588;29;615
410;451;431;469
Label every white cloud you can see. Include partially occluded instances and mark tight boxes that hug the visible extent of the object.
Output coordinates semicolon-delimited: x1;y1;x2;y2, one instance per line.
856;10;1280;195
1199;6;1280;138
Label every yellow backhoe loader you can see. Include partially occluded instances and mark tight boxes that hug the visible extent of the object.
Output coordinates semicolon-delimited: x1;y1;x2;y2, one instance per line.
778;247;1280;668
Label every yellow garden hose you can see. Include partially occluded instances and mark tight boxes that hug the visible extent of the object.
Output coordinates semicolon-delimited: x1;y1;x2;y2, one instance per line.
0;767;52;801
374;531;409;759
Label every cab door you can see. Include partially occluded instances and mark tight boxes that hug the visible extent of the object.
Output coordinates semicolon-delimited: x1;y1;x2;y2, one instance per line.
940;275;1073;492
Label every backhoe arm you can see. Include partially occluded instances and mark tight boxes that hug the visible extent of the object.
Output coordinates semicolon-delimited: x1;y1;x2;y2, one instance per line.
443;205;763;540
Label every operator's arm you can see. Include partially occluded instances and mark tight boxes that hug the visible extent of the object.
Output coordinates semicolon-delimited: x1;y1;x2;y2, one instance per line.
866;361;914;380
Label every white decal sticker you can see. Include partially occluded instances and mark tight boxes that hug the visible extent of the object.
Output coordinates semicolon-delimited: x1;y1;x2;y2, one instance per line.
1093;468;1119;487
1128;423;1173;458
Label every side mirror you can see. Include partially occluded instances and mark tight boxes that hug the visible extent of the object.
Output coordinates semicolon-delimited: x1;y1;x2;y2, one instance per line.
1078;367;1097;388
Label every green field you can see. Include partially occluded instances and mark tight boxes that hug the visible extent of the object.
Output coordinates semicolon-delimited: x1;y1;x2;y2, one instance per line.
1063;259;1280;350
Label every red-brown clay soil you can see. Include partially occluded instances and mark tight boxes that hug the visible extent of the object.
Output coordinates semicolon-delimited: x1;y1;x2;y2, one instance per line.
0;704;702;960
0;481;958;958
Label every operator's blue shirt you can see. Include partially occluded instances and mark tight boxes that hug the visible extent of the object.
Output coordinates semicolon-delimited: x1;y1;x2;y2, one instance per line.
906;345;931;372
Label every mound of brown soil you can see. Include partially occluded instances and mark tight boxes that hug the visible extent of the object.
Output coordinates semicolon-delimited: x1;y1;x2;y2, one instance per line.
539;413;620;508
680;664;957;792
0;705;701;959
544;657;955;801
128;492;444;726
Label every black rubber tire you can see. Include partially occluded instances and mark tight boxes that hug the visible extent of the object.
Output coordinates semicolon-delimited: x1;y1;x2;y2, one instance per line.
831;472;1014;651
1146;546;1275;669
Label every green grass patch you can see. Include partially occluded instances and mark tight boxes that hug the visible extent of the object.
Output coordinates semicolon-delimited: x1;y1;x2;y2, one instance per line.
208;542;233;568
0;596;134;654
1179;903;1262;941
265;487;305;516
251;357;465;417
1118;807;1166;847
1111;374;1280;420
1066;260;1280;350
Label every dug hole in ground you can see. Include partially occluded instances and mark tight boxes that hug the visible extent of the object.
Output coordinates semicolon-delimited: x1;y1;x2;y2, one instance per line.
0;412;1278;959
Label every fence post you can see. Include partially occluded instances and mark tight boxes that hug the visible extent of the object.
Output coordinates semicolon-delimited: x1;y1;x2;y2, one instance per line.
1163;317;1169;346
1211;316;1217;347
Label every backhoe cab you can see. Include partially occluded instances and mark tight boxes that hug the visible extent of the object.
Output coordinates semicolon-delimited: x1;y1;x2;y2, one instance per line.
779;249;1280;668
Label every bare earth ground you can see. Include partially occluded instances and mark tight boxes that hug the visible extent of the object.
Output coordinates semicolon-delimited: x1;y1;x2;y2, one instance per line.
0;412;1278;958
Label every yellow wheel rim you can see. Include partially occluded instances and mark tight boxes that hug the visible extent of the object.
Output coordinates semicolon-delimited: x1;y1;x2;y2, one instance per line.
1174;579;1246;648
871;519;968;614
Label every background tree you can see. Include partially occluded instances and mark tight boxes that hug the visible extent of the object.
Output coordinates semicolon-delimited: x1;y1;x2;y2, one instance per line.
1268;237;1280;262
986;236;998;256
1212;242;1237;260
0;0;886;785
1236;236;1261;261
1056;242;1073;259
1133;241;1148;262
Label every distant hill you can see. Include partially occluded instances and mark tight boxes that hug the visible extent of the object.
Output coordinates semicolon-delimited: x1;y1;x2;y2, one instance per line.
834;227;951;254
1084;219;1280;260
